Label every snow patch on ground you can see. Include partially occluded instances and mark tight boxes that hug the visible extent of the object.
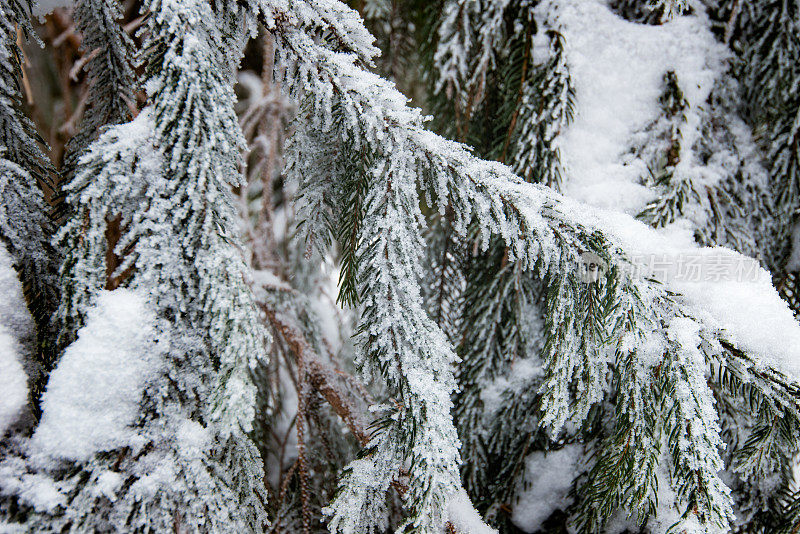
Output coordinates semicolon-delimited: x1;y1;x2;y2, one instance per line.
31;289;163;462
512;445;583;532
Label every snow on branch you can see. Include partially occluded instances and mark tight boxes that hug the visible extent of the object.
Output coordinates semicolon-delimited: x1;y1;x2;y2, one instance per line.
251;0;800;531
31;289;161;463
0;244;32;438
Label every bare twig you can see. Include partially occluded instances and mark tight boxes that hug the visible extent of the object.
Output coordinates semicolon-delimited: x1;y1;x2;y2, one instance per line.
15;25;34;106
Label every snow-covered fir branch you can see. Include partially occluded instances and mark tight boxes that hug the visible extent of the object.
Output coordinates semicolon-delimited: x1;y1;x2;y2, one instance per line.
0;0;58;340
59;0;135;218
4;0;271;531
255;0;800;531
1;0;800;533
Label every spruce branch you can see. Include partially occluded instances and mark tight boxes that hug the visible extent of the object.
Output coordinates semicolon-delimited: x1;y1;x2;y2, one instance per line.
0;0;59;343
255;3;800;530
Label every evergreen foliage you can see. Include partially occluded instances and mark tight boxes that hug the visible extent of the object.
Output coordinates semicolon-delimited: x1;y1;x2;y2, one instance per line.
428;1;800;532
634;71;698;229
57;0;135;223
1;1;800;533
734;0;800;315
4;0;270;531
627;69;772;263
0;0;58;342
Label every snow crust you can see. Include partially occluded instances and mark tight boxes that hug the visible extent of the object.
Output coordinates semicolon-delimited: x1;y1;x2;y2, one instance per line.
31;289;162;462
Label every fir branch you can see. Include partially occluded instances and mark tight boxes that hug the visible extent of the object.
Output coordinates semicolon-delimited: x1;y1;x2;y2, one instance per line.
62;0;135;171
454;240;538;499
37;1;272;530
0;0;59;343
263;6;800;526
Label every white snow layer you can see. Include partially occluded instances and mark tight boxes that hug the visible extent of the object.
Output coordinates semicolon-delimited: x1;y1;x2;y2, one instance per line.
594;210;800;379
0;458;66;513
512;445;583;532
31;289;162;462
0;245;30;437
0;244;35;351
552;0;800;381
447;488;499;534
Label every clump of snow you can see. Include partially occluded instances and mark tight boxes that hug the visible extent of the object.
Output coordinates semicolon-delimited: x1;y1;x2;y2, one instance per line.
0;245;31;437
647;466;723;534
0;325;27;437
557;0;726;215
669;251;800;380
31;289;163;462
32;0;73;18
447;488;498;534
511;445;583;532
480;356;544;418
547;0;800;382
251;269;292;292
92;470;124;502
603;512;640;534
176;419;212;461
0;245;35;352
13;473;66;512
128;451;178;503
16;474;66;512
0;522;26;533
589;208;800;381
